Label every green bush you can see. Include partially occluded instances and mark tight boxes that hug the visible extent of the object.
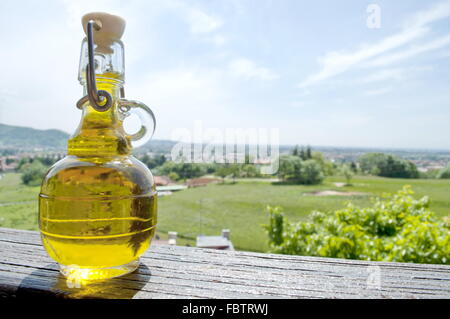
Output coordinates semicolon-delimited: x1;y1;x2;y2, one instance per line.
155;162;207;180
300;160;324;185
263;186;449;264
359;153;419;179
277;155;324;185
20;160;48;186
140;154;167;169
437;165;450;179
339;164;354;185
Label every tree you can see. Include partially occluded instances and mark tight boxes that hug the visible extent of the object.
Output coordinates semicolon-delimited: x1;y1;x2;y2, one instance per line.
228;164;241;183
17;157;32;171
299;148;306;160
306;146;312;160
168;172;180;181
300;159;324;185
359;153;419;179
264;186;449;264
156;162;206;180
141;154;166;169
141;154;151;166
241;164;260;178
437;166;450;179
277;156;324;185
278;155;303;182
340;164;354;185
215;166;231;183
20;160;48;186
262;206;284;246
312;152;335;176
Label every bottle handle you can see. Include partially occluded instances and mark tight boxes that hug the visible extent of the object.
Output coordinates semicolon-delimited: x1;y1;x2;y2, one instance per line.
118;99;156;148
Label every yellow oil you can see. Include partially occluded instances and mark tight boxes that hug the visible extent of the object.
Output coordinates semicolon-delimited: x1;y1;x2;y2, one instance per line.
39;74;157;281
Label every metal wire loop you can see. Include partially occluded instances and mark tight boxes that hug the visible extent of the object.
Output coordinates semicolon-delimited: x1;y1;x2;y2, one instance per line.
76;20;112;112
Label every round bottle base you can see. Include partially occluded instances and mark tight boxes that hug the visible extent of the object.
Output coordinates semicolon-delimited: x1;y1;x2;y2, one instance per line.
59;259;140;283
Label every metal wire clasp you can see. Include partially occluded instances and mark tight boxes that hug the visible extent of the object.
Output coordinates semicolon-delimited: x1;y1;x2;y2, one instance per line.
76;20;113;112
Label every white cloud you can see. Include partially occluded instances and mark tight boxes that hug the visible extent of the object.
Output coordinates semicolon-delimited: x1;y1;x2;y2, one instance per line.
228;58;279;80
163;0;223;35
367;34;450;67
404;1;450;28
298;2;450;88
126;67;233;140
298;27;427;88
361;68;405;83
360;66;433;84
186;8;223;34
364;87;392;96
209;34;227;46
289;101;306;109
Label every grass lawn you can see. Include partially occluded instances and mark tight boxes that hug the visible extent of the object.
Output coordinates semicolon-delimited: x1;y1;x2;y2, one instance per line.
157;176;450;252
0;173;39;203
1;172;449;252
0;173;40;230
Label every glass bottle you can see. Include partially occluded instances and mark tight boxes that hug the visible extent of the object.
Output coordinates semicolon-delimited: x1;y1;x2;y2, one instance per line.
39;12;157;281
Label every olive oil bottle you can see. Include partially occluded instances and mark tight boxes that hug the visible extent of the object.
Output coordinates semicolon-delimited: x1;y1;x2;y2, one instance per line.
39;12;157;281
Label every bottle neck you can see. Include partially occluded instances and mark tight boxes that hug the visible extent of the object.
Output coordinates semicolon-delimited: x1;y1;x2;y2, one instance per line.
68;78;132;158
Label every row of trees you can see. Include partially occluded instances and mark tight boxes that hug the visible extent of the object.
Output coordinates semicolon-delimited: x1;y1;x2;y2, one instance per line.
437;166;450;179
276;148;450;185
140;147;334;185
359;153;419;179
143;150;450;183
155;162;213;181
138;147;351;186
14;149;444;187
419;165;450;179
292;145;313;160
141;156;262;182
140;154;167;169
356;152;450;180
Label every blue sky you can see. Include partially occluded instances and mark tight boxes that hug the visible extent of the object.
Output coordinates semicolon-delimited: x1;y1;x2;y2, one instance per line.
0;0;450;149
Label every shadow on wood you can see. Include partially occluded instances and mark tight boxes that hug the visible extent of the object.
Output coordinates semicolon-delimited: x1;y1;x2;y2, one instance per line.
16;263;151;299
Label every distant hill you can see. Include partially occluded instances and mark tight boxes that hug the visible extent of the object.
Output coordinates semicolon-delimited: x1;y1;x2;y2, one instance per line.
134;139;177;154
0;123;177;153
0;123;69;150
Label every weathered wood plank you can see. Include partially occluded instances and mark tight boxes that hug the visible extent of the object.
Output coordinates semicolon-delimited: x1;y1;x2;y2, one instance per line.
0;227;449;299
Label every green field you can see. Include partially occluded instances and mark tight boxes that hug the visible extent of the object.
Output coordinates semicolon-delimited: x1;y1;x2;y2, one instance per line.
0;173;449;252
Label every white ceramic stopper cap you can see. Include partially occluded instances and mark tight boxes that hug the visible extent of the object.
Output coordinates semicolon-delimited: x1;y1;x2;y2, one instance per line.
82;12;126;54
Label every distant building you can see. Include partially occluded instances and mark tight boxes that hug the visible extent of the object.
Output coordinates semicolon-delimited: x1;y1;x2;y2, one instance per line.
154;175;175;186
152;231;177;246
0;158;18;172
154;176;189;195
196;229;234;250
156;185;188;193
168;232;177;246
186;177;221;188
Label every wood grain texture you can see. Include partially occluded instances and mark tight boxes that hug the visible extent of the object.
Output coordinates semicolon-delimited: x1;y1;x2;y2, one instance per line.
0;227;449;299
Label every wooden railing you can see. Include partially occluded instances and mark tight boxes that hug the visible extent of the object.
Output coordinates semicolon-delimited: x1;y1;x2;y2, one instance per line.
1;227;449;298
